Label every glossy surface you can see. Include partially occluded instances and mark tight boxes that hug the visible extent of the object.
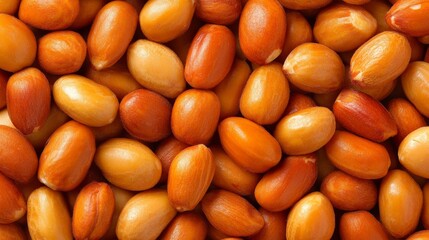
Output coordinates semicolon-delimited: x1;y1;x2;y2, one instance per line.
286;192;335;240
274;107;336;155
185;24;236;89
214;59;251;119
0;14;36;72
160;212;208;240
401;61;429;117
333;88;397;142
171;89;220;145
116;189;177;240
325;131;390;179
379;170;423;238
239;0;286;64
27;187;73;240
350;31;411;88
240;63;290;125
6;67;51;135
87;1;138;70
127;39;186;98
120;89;171;142
339;211;389;240
202;189;264;237
38;31;86;75
283;43;345;94
72;182;115;240
18;0;79;30
140;0;195;42
38;121;96;191
94;138;162;191
211;146;260;196
255;154;317;212
0;125;38;183
0;173;26;224
53;74;119;127
168;145;215;212
398;127;429;178
218;117;282;173
321;171;377;211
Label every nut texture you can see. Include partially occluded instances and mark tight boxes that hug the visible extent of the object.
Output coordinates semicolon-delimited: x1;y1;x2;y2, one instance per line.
325;131;390;179
350;31;411;88
87;1;138;70
239;0;286;65
185;24;236;89
120;89;171;142
72;181;115;240
116;189;177;240
286;192;335;240
255;154;318;212
0;173;26;224
218;117;282;173
333;88;397;142
379;170;423;238
202;189;264;237
6;67;51;135
53;74;119;127
94;138;162;191
0;125;38;183
283;43;345;94
167;144;215;212
27;186;73;240
38;120;96;191
0;14;36;72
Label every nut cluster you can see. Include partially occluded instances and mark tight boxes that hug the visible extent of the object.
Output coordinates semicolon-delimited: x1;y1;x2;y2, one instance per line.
0;0;429;239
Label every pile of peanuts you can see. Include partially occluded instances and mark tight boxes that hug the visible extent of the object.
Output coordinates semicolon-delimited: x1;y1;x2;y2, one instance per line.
1;0;429;239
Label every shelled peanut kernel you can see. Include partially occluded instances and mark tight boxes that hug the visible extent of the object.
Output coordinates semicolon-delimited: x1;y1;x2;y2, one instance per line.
0;0;429;239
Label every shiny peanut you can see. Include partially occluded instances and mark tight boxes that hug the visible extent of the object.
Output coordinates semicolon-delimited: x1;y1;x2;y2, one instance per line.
398;127;429;178
218;117;282;173
240;63;290;125
38;120;96;191
94;138;161;191
120;89;171;142
239;0;286;65
283;43;345;94
286;192;335;240
325;131;390;179
255;154;317;212
0;14;36;72
72;181;115;240
0;125;38;183
18;0;79;30
171;89;220;145
6;67;51;135
168;144;215;212
274;107;336;155
160;212;208;240
321;171;377;211
379;170;423;238
0;173;26;224
27;186;73;240
185;24;236;89
53;74;119;127
87;1;138;70
401;61;429;117
38;31;86;75
116;189;177;240
211;146;260;196
202;189;264;237
127;39;186;98
214;59;251;119
140;0;195;43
